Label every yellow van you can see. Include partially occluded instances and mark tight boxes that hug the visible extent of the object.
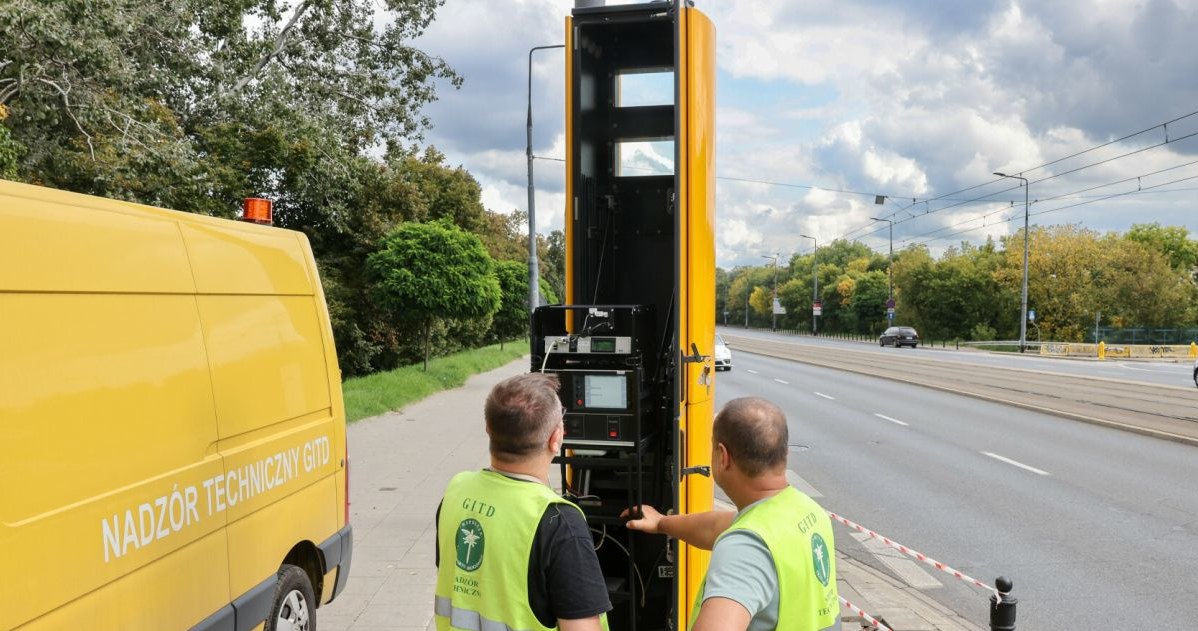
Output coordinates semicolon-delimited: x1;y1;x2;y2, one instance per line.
0;180;351;630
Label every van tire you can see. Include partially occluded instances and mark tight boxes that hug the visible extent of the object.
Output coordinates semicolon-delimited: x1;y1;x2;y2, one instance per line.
266;564;316;631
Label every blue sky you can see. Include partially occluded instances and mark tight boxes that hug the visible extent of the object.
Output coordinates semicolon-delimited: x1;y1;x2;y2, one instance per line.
413;0;1198;268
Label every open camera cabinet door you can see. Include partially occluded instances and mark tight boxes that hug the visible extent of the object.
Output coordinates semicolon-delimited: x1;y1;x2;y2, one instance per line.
563;2;715;629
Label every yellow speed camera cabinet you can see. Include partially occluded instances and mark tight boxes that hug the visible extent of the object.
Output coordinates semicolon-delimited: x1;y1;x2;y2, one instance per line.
0;180;352;631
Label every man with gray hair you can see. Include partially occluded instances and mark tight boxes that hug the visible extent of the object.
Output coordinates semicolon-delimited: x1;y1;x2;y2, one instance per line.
434;372;610;630
626;397;838;631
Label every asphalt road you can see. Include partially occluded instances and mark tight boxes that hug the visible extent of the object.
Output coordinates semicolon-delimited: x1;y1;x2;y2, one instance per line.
715;350;1198;629
723;327;1196;389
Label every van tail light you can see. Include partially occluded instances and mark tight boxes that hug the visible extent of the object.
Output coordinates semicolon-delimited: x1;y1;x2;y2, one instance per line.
344;444;351;525
242;197;273;225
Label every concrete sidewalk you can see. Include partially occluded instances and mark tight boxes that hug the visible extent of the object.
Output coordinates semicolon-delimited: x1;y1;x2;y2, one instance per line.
317;358;984;631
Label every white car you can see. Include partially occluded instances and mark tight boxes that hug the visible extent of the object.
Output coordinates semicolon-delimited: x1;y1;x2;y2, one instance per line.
714;333;733;371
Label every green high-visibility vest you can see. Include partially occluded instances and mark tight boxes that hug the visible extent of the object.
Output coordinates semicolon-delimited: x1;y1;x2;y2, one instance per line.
689;487;839;631
434;469;609;631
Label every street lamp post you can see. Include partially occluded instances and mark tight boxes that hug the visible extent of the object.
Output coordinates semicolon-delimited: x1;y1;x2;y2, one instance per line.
800;234;819;335
526;44;565;314
870;216;894;320
994;172;1030;353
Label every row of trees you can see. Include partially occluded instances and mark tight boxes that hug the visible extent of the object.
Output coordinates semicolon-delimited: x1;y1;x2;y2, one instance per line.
2;0;569;377
718;223;1198;343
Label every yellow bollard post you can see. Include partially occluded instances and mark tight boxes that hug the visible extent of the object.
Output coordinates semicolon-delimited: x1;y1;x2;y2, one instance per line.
1190;341;1196;359
1098;340;1106;360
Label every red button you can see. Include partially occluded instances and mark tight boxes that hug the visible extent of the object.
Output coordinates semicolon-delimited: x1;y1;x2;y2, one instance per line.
609;430;618;438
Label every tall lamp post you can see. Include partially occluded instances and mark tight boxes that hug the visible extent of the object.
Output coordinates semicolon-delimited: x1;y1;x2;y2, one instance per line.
870;216;894;319
994;171;1030;353
762;253;779;331
800;234;819;335
526;44;565;313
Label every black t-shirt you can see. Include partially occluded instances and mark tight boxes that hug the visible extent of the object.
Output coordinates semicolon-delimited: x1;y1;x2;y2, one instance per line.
435;481;612;627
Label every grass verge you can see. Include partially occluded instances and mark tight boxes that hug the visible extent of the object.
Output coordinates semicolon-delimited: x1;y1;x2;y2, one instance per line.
342;340;529;423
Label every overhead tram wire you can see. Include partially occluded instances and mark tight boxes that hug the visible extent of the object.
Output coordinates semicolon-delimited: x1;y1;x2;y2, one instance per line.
899;168;1198;248
535;109;1198;247
899;172;1198;249
823;108;1198;243
880;128;1198;226
533;155;919;203
877;108;1198;213
892;158;1198;246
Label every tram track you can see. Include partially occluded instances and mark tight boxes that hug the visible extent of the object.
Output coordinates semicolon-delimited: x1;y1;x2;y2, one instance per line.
721;333;1198;446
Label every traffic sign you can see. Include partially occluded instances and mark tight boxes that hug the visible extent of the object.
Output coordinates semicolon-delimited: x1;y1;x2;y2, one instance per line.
813;300;822;317
772;298;786;315
887;311;895;320
886;298;895;309
1028;309;1036;322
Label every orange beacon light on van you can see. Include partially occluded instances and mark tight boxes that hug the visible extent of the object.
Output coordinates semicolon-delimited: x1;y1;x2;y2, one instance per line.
242;197;273;225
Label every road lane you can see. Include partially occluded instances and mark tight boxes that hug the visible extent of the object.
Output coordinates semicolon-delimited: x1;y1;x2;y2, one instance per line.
723;327;1196;389
716;351;1198;629
722;330;1198;445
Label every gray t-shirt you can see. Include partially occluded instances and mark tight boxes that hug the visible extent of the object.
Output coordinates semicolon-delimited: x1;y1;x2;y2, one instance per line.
701;502;780;631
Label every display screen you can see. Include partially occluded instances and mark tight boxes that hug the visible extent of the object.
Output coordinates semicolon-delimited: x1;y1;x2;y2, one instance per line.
591;337;616;352
583;374;628;409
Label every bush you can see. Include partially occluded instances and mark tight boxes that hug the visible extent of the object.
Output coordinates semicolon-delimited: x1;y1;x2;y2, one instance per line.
970;323;997;341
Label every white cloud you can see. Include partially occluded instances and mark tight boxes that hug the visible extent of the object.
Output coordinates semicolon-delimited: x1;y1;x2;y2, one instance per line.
409;0;1198;267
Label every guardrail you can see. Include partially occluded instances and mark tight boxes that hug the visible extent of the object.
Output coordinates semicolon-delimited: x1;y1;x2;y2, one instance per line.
734;328;1198;360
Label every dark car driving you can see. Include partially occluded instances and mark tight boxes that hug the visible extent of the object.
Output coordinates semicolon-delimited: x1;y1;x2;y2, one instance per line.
880;326;920;348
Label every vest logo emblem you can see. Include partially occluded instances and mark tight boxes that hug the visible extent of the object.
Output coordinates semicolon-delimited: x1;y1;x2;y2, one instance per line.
811;533;831;587
455;518;485;572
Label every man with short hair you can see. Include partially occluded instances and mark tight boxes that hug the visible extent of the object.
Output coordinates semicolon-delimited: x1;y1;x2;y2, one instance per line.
434;372;611;631
625;397;838;631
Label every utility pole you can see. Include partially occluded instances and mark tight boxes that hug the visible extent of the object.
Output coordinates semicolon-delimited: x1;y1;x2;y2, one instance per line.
871;216;894;321
762;253;779;332
800;234;818;335
994;172;1030;353
526;44;565;314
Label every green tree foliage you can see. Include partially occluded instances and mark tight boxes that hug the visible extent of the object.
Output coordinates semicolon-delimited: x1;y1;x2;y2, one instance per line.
544;230;567;301
0;0;458;216
312;148;502;376
727;266;777;327
726;224;1195;342
749;286;773;317
367;220;501;370
0;105;20;179
886;239;1008;341
493;260;558;349
1125;223;1198;272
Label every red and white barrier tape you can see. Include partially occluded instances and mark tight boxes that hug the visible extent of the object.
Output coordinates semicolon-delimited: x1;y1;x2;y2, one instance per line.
827;511;1002;603
839;596;892;631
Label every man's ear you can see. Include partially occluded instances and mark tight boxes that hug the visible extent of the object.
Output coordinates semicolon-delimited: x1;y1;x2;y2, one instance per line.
716;442;731;471
548;424;564;453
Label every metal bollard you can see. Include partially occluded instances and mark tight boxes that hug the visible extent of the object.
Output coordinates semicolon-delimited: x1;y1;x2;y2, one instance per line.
989;576;1017;631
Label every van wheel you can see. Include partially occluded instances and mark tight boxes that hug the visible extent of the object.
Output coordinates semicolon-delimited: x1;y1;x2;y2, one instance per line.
266;564;315;631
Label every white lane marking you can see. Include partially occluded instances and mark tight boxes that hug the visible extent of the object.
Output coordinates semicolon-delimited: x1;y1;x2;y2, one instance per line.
775;378;790;384
814;391;835;400
874;413;909;427
785;469;824;498
1117;362;1187;373
747;369;759;374
981;451;1050;476
850;533;944;589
